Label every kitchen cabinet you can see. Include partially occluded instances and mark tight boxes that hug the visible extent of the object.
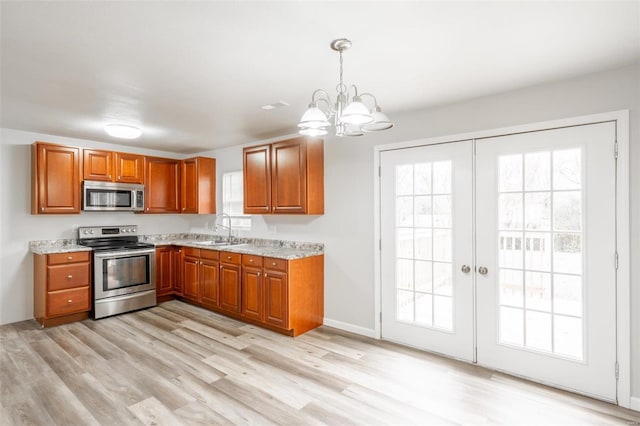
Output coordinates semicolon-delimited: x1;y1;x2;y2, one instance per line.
263;258;288;329
156;246;174;298
31;142;81;214
243;137;324;215
241;254;264;321
181;157;216;214
156;246;184;301
219;251;241;313
172;247;184;296
83;149;144;184
83;149;113;181
33;251;91;327
115;152;144;184
181;247;219;308
144;156;181;213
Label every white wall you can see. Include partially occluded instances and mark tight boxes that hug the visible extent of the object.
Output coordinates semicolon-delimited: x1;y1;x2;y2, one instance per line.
1;63;638;399
0;129;194;324
194;63;640;398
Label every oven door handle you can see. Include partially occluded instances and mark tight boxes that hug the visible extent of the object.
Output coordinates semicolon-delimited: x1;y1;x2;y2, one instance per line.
93;248;155;259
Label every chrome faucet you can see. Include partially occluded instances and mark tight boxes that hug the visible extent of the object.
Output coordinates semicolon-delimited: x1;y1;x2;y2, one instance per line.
215;213;233;242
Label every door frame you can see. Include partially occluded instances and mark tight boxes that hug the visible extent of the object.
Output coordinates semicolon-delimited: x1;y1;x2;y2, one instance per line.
373;110;630;408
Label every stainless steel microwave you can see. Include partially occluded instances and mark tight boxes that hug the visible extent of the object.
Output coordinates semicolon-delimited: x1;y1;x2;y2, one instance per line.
82;181;145;212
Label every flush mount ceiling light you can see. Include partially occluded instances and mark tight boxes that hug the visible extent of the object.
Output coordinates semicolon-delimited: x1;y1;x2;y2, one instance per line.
104;124;142;139
298;38;393;137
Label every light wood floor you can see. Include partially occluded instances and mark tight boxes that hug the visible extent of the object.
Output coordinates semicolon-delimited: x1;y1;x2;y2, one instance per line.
1;300;638;425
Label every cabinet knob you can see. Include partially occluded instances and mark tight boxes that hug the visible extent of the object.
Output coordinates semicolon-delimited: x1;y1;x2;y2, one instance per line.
249;259;253;263
67;275;72;279
264;273;268;277
41;207;44;212
272;262;276;266
67;299;73;303
67;256;73;260
227;256;232;260
257;272;261;277
117;176;121;180
178;250;182;253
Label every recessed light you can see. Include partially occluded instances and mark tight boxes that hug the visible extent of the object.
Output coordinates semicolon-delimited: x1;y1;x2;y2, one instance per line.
104;124;142;139
261;101;290;111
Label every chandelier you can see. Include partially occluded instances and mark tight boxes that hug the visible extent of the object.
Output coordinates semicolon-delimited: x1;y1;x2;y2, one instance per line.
297;38;393;137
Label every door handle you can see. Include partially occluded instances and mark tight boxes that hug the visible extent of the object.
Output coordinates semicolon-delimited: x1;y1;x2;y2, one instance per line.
478;266;488;275
461;265;471;274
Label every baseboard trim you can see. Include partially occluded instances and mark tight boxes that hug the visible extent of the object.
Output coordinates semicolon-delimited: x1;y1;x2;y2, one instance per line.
630;396;640;412
322;318;377;338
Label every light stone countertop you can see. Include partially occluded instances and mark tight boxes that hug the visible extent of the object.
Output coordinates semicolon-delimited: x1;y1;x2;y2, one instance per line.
30;234;323;260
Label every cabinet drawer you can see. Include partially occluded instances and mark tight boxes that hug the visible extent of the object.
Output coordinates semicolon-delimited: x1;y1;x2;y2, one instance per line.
48;251;90;265
48;264;90;291
182;247;201;258
201;249;219;261
47;287;90;317
264;257;287;272
242;254;263;267
220;251;241;265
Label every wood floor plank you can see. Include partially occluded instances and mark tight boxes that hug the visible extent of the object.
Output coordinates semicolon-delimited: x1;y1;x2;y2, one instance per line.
1;300;638;426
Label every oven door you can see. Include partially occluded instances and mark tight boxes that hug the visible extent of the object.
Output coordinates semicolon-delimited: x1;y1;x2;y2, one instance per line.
93;248;156;300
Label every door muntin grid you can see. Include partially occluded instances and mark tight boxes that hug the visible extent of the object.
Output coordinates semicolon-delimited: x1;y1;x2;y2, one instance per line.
395;161;454;331
497;148;585;360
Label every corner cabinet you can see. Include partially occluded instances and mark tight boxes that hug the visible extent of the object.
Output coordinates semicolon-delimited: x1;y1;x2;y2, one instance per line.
181;157;216;214
144;156;181;213
31;142;81;214
243;137;324;215
33;251;91;327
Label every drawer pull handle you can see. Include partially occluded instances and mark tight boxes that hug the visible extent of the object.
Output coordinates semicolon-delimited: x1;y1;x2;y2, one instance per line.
67;299;73;303
67;275;73;279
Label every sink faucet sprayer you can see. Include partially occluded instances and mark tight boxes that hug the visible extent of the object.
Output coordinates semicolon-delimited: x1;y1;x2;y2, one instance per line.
213;213;233;241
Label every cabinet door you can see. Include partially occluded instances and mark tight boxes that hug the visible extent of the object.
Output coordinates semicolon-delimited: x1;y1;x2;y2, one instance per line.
181;158;198;213
219;263;241;313
172;248;184;295
271;138;307;214
243;144;271;214
183;256;199;301
145;157;180;213
155;247;173;296
32;143;81;214
83;149;113;181
264;270;288;329
200;258;219;308
115;152;144;184
242;266;263;321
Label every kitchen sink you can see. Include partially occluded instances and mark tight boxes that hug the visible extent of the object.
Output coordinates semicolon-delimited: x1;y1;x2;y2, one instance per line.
196;240;241;246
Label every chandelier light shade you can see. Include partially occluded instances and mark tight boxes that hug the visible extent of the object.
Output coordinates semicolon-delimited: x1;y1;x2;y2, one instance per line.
298;38;394;137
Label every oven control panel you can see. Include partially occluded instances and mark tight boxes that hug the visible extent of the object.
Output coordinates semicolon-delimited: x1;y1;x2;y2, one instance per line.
78;225;138;239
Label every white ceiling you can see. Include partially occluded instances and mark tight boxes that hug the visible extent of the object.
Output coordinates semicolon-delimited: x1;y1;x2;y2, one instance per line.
2;1;638;154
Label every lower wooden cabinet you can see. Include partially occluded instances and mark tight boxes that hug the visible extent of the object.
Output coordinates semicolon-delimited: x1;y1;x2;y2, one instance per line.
33;251;91;327
219;252;241;313
157;246;324;337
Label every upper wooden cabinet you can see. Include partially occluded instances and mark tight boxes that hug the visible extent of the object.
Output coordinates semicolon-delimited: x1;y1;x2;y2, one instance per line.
83;149;144;184
115;152;144;184
144;156;180;213
243;137;323;215
181;157;216;214
32;142;81;214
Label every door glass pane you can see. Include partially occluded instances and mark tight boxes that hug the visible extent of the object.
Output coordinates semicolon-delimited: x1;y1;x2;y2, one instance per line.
497;149;584;360
394;161;453;331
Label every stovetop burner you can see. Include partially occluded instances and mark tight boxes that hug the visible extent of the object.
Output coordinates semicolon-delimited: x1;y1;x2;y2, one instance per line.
77;225;153;251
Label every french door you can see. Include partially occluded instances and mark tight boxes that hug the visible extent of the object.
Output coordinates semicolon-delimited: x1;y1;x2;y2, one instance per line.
380;122;617;401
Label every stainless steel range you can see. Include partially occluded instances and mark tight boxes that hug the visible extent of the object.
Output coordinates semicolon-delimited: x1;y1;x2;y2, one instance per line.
78;225;156;319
